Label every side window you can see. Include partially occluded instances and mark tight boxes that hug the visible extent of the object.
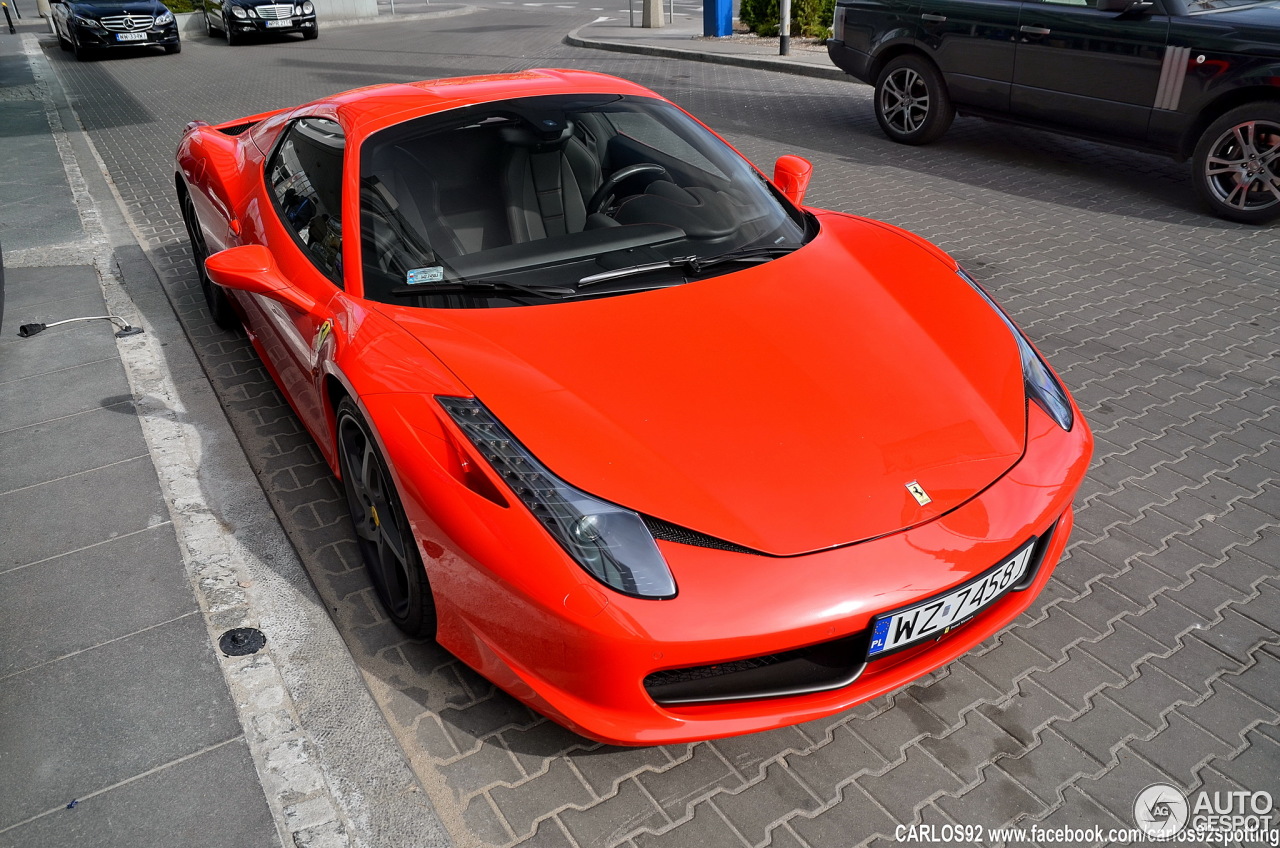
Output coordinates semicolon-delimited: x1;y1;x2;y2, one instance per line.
268;117;345;286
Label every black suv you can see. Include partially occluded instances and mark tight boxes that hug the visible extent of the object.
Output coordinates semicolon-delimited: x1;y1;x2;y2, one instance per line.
51;0;181;60
202;0;318;44
827;0;1280;223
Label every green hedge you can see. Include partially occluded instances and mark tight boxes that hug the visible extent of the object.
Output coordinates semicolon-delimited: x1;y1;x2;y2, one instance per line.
163;0;198;11
739;0;834;38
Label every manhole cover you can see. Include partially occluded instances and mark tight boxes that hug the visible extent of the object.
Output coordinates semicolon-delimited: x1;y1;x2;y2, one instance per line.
219;627;266;656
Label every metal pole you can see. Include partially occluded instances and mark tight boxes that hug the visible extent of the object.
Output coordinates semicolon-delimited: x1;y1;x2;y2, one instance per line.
778;0;790;55
3;2;15;33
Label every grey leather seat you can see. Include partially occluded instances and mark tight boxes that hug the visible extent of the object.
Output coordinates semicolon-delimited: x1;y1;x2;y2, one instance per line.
500;118;605;243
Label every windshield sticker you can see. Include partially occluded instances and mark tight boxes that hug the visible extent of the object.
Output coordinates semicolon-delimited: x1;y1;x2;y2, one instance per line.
406;266;444;285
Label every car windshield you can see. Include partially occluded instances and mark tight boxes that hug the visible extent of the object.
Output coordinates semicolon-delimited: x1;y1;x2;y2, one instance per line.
1184;0;1275;10
358;93;810;308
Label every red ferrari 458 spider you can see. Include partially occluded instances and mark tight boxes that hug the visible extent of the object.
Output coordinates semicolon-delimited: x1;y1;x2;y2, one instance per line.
176;69;1092;745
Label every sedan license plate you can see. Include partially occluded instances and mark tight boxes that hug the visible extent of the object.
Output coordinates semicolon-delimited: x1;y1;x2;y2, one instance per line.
867;539;1036;659
116;31;147;41
265;19;291;27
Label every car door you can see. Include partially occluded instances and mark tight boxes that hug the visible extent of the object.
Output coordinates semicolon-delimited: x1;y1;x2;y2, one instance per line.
914;0;1023;113
243;116;345;441
203;0;224;27
50;0;69;40
1010;0;1171;139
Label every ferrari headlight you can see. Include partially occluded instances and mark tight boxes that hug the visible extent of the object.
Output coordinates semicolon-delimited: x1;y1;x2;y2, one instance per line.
231;5;249;17
958;269;1074;431
438;397;677;599
154;10;174;24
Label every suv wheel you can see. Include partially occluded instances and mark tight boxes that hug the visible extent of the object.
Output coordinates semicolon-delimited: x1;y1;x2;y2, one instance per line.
1193;103;1280;225
874;55;954;145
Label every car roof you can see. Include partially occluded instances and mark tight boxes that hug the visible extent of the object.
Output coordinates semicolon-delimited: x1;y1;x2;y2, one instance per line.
310;69;665;141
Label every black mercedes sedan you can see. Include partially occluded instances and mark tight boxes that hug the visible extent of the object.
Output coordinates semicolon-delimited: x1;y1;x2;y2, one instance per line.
202;0;317;44
50;0;180;60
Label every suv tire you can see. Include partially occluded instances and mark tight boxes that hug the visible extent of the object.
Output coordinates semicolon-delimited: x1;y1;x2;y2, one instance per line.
1192;103;1280;225
874;54;954;145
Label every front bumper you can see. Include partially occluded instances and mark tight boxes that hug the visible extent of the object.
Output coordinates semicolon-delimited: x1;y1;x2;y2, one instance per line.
369;394;1092;746
72;21;179;47
229;14;316;34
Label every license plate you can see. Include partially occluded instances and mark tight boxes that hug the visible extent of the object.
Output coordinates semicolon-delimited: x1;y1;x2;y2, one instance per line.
265;19;292;27
116;31;147;41
867;538;1036;659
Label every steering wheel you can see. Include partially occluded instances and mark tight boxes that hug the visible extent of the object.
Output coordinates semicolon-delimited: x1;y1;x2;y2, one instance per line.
587;163;669;216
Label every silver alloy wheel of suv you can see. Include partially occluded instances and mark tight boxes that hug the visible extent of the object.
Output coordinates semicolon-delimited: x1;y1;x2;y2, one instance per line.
1193;105;1280;225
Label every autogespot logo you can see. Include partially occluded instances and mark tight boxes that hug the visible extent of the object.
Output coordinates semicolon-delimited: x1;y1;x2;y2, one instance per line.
1135;783;1190;837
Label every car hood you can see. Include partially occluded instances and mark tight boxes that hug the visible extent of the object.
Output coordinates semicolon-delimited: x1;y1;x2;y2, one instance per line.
379;213;1028;556
69;0;166;15
1186;3;1280;47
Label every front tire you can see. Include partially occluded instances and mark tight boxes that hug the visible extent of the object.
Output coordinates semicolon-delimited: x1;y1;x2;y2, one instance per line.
181;190;238;329
335;399;437;639
225;19;241;45
303;24;318;39
1192;103;1280;225
874;54;954;145
164;42;181;54
71;35;90;61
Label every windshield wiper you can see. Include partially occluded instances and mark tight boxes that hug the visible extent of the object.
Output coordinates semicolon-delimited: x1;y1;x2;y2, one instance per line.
389;278;574;300
577;244;802;287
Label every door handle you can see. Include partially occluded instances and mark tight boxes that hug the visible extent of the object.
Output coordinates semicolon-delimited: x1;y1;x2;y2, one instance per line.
1019;25;1051;34
921;13;947;21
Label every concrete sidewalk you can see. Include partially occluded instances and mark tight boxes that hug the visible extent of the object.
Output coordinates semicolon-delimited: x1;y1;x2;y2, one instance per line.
0;17;451;848
566;14;848;81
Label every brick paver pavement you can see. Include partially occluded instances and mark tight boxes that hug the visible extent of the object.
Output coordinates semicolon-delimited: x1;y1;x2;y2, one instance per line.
42;11;1279;846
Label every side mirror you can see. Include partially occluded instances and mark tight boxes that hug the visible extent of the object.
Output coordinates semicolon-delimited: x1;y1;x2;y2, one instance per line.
205;245;318;315
773;155;813;207
1096;0;1153;12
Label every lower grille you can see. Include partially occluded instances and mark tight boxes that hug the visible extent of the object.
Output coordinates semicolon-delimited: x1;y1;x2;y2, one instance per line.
644;632;870;705
100;13;154;31
254;4;294;19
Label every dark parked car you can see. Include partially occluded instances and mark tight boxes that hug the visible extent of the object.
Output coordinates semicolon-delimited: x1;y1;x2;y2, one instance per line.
827;0;1280;223
202;0;317;44
51;0;181;60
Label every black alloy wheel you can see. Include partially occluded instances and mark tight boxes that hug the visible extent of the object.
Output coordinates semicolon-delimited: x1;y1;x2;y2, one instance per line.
874;54;954;146
1193;103;1280;225
181;191;238;329
335;399;437;638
